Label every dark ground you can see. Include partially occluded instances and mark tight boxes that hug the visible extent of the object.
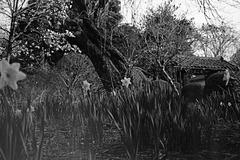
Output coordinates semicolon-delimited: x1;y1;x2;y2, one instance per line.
38;119;240;160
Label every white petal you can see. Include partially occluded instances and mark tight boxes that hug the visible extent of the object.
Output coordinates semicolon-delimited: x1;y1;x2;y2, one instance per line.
0;77;6;89
0;61;2;73
16;71;26;81
11;63;20;71
1;59;10;72
9;81;18;90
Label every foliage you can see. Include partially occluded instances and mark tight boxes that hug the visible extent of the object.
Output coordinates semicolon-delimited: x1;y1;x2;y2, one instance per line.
182;83;204;102
112;24;143;64
0;0;78;68
141;1;197;59
203;72;235;96
107;80;218;158
15;0;123;68
203;92;240;122
13;0;79;67
1;67;240;159
0;89;35;160
230;49;240;67
130;1;199;89
92;0;123;32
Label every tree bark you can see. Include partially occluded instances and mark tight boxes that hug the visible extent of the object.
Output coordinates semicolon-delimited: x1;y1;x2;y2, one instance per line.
81;18;127;75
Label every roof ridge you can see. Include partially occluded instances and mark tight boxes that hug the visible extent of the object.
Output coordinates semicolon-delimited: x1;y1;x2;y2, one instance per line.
171;55;239;71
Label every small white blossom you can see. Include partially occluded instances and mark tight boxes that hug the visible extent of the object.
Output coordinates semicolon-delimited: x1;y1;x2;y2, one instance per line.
228;102;232;106
83;80;91;91
121;77;131;88
66;30;75;37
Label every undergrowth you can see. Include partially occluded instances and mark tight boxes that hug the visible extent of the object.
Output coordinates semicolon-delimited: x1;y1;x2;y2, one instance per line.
0;69;240;160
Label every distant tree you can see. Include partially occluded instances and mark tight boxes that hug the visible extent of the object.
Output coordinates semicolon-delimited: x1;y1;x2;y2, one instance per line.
194;23;239;58
0;0;28;58
138;1;199;95
230;49;240;66
112;23;143;65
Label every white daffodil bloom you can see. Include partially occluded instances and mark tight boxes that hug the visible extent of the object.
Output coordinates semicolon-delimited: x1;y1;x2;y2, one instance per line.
0;59;26;90
121;77;131;88
27;106;35;113
15;109;22;118
223;69;230;86
83;80;91;91
228;102;232;106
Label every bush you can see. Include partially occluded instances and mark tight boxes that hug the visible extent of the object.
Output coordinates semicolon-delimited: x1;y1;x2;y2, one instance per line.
182;83;204;102
203;72;233;96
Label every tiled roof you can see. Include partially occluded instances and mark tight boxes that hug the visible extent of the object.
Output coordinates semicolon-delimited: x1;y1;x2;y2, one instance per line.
172;55;239;71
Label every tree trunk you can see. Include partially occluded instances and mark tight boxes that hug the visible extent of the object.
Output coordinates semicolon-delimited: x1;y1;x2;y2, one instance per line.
66;34;120;91
66;0;127;91
81;18;127;76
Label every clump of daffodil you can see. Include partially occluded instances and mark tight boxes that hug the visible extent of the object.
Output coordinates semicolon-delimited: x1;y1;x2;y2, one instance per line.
121;77;131;88
0;58;26;90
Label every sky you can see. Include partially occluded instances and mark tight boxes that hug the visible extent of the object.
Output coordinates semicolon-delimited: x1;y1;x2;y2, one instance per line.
1;0;240;30
120;0;240;31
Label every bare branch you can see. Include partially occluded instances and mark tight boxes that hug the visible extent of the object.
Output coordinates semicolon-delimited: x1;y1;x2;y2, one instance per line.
189;0;240;23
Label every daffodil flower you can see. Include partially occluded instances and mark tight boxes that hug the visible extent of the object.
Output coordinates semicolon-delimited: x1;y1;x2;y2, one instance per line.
27;106;35;113
0;59;26;90
83;80;91;91
223;69;230;86
82;80;91;97
228;102;232;106
121;77;131;88
15;109;22;118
